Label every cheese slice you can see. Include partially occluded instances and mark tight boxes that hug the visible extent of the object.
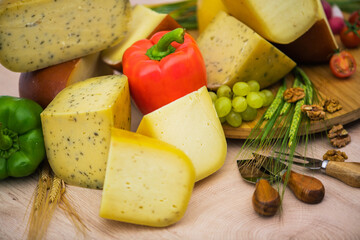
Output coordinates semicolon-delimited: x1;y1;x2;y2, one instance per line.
41;75;131;189
222;0;318;44
197;11;296;90
100;128;195;227
136;86;227;182
274;0;338;63
0;0;131;72
102;4;180;70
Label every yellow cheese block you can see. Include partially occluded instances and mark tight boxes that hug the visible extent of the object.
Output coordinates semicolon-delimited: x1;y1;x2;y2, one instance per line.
274;0;338;63
41;75;131;189
137;86;227;182
102;4;180;70
100;128;195;227
197;11;296;90
222;0;318;44
197;0;228;33
0;0;131;72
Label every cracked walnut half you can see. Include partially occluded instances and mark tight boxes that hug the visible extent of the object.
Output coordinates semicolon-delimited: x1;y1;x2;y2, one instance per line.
323;149;348;162
283;87;305;103
328;124;351;148
301;104;325;121
322;98;342;113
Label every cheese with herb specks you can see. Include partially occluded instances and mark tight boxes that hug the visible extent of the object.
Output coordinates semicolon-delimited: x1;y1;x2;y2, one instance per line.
41;75;131;189
136;86;227;182
197;11;296;90
100;128;195;227
0;0;131;72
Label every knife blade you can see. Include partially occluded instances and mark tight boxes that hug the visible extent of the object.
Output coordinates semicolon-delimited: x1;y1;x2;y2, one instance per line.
253;153;325;204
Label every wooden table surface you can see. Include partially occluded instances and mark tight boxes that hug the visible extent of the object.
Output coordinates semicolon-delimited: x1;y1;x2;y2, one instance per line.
1;1;360;239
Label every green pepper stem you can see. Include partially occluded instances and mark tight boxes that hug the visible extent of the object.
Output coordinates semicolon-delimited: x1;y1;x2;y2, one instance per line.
0;122;12;151
146;28;185;61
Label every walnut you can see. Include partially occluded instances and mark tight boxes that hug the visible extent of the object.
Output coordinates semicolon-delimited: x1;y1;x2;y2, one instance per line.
322;97;342;113
283;87;305;103
323;149;348;162
327;124;351;148
301;104;325;121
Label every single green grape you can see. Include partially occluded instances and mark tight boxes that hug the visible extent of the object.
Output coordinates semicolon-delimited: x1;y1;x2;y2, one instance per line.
258;91;267;106
232;96;247;113
232;82;250;97
246;92;264;109
241;106;258;121
214;97;232;117
219;116;227;124
209;91;218;103
261;89;274;107
247;80;260;92
226;110;242;127
217;85;232;98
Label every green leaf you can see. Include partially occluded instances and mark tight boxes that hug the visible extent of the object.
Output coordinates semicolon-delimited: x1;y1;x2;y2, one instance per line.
149;0;198;30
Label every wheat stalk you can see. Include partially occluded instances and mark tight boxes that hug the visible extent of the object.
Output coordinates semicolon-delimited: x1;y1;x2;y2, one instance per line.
280;77;301;116
288;82;306;148
27;162;51;240
264;80;286;120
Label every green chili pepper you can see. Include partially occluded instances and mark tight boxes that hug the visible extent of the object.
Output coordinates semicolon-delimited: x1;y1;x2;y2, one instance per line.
0;96;45;179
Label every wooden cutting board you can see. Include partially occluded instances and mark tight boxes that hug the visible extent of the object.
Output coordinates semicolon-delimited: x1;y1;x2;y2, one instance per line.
223;46;360;139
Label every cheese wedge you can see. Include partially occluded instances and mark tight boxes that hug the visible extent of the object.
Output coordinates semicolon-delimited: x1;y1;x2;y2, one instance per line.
102;4;180;70
197;11;296;90
41;75;131;189
222;0;318;44
100;128;195;227
137;86;227;182
0;0;131;72
274;0;338;63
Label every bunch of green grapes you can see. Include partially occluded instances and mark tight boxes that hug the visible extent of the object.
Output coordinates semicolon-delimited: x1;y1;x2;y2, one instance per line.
209;80;274;128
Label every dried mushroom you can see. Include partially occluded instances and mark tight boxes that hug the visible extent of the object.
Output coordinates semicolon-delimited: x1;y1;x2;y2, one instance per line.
283;87;305;103
323;149;348;162
322;97;342;113
301;104;325;121
327;124;351;148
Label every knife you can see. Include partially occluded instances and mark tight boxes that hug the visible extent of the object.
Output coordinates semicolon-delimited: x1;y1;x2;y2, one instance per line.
237;160;280;217
275;151;360;188
253;153;325;204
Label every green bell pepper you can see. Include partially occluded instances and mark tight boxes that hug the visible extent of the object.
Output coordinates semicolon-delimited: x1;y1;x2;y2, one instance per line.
0;96;45;179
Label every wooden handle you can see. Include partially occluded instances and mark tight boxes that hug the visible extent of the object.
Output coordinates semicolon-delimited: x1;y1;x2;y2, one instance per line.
325;161;360;188
252;179;280;216
282;170;325;204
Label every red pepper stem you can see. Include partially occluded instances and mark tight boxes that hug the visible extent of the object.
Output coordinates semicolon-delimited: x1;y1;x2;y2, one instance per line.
0;123;12;151
146;28;185;61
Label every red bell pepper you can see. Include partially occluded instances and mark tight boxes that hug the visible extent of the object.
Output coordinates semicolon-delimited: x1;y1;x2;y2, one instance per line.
122;28;207;115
